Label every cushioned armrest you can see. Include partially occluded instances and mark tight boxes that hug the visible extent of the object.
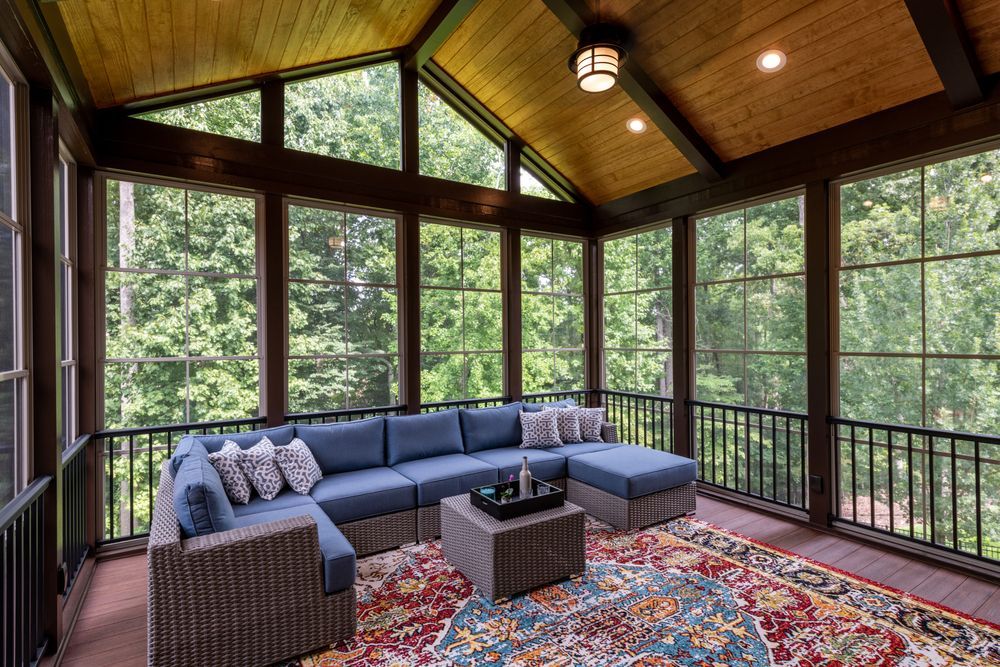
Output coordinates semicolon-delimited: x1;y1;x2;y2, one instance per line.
178;514;318;554
601;422;619;444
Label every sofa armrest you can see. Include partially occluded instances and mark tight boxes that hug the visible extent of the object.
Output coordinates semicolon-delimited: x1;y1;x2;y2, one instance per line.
601;422;619;444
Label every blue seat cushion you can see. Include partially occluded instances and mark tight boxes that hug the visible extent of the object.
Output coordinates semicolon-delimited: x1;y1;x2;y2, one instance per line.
385;410;465;466
172;456;236;537
392;454;498;506
232;488;315;518
555;442;622;458
234;503;356;594
459;403;523;453
521;398;576;413
294;418;385;474
568;447;697;499
193;425;296;454
310;467;416;524
468;447;566;482
169;437;209;474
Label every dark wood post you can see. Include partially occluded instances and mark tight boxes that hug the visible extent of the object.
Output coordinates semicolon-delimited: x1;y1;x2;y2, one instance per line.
29;85;63;650
671;216;692;458
805;181;834;526
505;140;521;193
401;65;419;175
260;82;286;426
76;166;99;547
504;228;522;401
401;213;422;413
583;238;600;406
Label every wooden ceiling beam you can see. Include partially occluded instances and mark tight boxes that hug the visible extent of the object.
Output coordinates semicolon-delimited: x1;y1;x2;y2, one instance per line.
404;0;481;71
539;0;725;182
904;0;986;108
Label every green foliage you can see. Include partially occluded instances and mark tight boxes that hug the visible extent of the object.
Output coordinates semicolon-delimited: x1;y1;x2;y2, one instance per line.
137;91;261;142
520;168;562;201
419;83;504;189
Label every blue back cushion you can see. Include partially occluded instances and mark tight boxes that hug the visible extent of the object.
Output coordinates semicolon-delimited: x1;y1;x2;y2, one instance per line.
385;410;464;466
194;425;295;454
294;418;385;474
459;402;523;453
521;398;577;413
169;437;209;474
172;456;236;537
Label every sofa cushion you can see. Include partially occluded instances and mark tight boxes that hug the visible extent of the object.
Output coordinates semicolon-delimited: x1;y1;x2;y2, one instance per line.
169;436;209;474
294;418;385;474
521;398;576;413
310;467;416;524
385;410;464;466
194;425;296;454
459;402;523;453
172;456;236;538
232;488;315;518
233;503;356;594
468;446;566;482
392;453;498;506
568;447;697;499
555;442;621;458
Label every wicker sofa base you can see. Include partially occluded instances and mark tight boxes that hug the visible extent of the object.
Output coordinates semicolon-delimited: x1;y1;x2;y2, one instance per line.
418;477;568;542
339;509;417;557
566;479;696;530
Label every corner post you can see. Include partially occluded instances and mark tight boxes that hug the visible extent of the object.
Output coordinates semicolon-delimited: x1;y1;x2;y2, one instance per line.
260;82;286;427
401;64;419;175
584;237;601;407
504;228;523;402
401;214;422;414
671;216;692;457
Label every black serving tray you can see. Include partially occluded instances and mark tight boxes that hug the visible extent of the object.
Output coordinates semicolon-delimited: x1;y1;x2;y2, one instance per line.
470;479;564;520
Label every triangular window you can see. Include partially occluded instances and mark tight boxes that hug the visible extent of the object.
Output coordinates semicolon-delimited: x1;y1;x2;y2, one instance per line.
136;91;261;142
419;82;503;189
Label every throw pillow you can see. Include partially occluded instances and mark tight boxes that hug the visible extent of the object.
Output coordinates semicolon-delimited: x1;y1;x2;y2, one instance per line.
541;406;583;443
578;407;606;442
519;410;563;448
237;437;286;500
274;438;323;495
207;441;253;504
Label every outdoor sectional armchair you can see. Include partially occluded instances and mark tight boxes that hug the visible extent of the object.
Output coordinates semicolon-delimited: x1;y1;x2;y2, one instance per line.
148;398;697;666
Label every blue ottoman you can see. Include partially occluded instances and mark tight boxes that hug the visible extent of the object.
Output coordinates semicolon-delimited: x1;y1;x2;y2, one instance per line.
566;446;697;529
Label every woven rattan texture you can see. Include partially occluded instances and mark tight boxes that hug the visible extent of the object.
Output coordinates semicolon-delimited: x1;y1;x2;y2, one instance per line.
566;478;696;530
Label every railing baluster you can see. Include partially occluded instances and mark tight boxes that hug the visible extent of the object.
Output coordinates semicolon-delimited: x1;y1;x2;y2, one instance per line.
887;428;895;537
929;435;936;546
868;428;875;528
850;425;857;523
950;437;958;551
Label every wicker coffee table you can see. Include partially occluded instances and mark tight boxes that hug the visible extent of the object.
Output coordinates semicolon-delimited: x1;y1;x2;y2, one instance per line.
440;494;586;602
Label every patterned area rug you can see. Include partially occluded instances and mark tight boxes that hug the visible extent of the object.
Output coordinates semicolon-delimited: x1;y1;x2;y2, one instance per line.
294;518;1000;666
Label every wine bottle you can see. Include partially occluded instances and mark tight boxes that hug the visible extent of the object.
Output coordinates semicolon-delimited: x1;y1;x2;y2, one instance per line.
519;457;532;499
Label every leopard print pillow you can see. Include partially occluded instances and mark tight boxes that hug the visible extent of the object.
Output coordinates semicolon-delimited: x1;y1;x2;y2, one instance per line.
519;410;563;448
274;438;323;495
237;437;286;500
541;406;583;443
208;441;253;504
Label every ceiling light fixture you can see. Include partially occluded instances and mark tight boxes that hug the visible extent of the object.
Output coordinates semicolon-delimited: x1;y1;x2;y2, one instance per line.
569;23;630;93
626;117;647;133
756;49;787;73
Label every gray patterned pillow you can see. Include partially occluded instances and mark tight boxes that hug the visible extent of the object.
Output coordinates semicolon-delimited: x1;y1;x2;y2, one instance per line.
519;410;563;448
237;437;286;500
541;406;583;443
578;407;606;442
208;441;253;504
274;438;322;495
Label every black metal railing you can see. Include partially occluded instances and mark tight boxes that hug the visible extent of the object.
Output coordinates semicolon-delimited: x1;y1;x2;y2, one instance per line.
523;390;590;407
595;390;674;452
689;400;808;510
95;417;267;544
2;476;51;665
831;417;1000;564
420;396;510;412
286;404;407;424
61;435;90;596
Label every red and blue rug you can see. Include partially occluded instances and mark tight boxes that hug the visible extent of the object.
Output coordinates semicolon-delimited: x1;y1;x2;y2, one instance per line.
295;518;1000;666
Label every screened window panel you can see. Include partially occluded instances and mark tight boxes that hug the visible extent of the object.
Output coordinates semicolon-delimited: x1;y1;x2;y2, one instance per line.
418;83;504;190
0;72;12;218
0;379;20;505
136;91;262;142
519;167;562;201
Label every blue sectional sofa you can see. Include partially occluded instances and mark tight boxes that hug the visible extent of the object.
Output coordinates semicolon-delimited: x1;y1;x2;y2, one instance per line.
147;398;696;666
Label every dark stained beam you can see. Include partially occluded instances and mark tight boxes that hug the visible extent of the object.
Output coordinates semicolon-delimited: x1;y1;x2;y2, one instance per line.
401;214;422;414
539;0;725;181
404;0;480;71
671;216;692;458
904;0;985;108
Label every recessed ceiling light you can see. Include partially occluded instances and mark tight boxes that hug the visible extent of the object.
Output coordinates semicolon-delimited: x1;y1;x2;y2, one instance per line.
626;117;647;134
981;174;994;183
756;49;786;73
862;200;874;208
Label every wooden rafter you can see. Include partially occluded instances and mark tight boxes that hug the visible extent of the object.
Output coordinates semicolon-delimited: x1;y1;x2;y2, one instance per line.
539;0;725;182
904;0;985;108
404;0;481;71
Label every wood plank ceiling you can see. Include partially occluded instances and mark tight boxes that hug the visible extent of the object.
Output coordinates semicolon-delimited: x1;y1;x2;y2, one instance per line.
46;0;1000;204
55;0;441;108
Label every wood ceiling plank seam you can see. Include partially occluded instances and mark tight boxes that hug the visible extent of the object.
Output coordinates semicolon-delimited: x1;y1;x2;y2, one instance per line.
56;2;115;107
335;0;387;58
356;0;410;54
674;0;921;130
192;0;221;88
169;0;197;92
114;0;156;101
248;0;285;75
434;0;515;67
573;158;695;196
142;0;176;97
263;0;302;75
544;137;682;178
209;0;244;83
231;0;265;83
503;76;633;131
279;0;319;72
716;47;941;159
293;0;340;69
516;94;641;152
487;49;579;119
538;119;676;164
85;0;136;105
322;1;365;62
621;0;752;63
385;0;429;47
316;1;360;62
446;0;536;82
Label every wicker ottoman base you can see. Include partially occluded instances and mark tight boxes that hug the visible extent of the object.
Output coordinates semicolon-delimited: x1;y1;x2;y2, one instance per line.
339;509;417;557
440;495;585;602
566;479;696;530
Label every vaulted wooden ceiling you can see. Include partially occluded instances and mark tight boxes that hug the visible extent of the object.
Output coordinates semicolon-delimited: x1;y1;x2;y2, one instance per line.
44;0;1000;205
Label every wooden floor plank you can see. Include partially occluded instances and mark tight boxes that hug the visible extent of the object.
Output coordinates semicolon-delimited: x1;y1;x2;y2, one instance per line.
879;559;938;593
974;587;1000;624
909;569;969;604
941;577;999;615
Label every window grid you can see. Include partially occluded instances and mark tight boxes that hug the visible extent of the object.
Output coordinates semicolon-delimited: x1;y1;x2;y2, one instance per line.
59;155;78;449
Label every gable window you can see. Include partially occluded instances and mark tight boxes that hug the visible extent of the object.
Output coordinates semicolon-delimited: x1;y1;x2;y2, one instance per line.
520;166;562;201
135;91;261;142
285;62;401;170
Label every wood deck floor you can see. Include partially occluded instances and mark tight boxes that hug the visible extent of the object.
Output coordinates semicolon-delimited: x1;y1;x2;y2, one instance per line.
58;493;1000;666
